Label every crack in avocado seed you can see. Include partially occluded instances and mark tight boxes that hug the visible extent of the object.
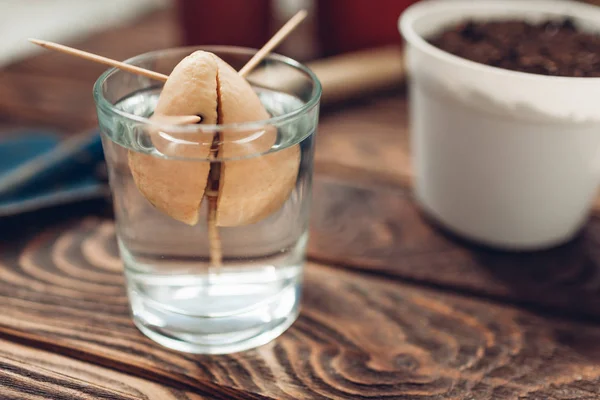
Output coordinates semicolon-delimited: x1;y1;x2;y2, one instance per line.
205;69;223;270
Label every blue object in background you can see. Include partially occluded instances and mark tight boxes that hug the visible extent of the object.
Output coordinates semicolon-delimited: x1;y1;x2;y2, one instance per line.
0;130;109;217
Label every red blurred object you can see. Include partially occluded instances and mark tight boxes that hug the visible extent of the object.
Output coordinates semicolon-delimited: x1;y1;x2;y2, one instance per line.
317;0;420;56
176;0;271;49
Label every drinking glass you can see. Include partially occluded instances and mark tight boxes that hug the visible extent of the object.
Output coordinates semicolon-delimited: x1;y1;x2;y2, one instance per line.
93;46;321;354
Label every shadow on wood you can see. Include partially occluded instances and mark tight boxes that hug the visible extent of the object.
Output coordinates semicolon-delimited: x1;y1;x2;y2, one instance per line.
310;177;600;321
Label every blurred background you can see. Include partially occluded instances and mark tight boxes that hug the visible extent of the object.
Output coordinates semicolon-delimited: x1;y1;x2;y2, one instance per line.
1;0;417;68
4;0;600;69
0;0;599;220
0;0;424;131
1;0;600;130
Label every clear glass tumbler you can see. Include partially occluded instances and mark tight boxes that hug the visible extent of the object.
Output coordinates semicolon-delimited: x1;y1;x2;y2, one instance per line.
93;47;321;354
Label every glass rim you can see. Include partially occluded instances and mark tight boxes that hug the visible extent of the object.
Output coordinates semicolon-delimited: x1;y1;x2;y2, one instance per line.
93;45;322;133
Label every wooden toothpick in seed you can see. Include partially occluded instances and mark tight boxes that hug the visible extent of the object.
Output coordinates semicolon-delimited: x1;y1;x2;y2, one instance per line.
238;9;308;77
28;38;170;82
28;39;198;124
29;9;309;270
151;115;201;124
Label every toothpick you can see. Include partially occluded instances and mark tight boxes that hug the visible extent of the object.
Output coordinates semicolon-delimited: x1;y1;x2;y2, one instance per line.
151;114;201;125
28;38;169;82
238;9;308;77
206;192;223;269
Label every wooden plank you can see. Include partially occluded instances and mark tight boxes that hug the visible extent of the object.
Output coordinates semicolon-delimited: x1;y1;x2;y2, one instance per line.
316;95;412;186
0;339;206;400
2;6;600;398
313;93;600;317
310;177;600;320
1;217;600;398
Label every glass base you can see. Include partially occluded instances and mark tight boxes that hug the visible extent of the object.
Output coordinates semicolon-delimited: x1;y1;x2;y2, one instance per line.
129;282;301;354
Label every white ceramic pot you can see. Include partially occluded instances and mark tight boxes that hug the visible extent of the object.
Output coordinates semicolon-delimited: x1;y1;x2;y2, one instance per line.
399;0;600;250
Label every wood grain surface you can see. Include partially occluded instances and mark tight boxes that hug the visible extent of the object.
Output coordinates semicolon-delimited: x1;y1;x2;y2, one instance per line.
1;210;600;399
0;339;205;400
310;177;600;320
3;5;600;399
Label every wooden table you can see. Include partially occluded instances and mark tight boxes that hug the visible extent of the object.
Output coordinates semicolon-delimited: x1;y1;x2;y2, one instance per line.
3;9;600;400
